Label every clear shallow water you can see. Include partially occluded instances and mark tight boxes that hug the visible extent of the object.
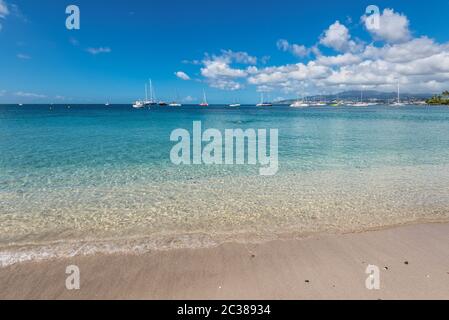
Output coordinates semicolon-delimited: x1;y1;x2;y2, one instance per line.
1;104;449;266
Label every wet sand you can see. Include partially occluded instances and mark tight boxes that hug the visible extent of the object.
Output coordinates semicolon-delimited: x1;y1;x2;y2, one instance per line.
1;222;448;300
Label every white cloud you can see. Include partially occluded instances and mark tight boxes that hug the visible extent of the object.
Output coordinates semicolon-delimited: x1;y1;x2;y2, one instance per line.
363;8;411;44
320;21;361;53
260;56;271;64
86;47;111;55
17;53;31;60
277;39;308;57
200;52;251;90
0;0;9;18
182;59;201;65
209;79;243;91
0;0;9;30
175;71;191;81
220;50;258;64
362;37;444;63
201;59;247;79
247;62;331;92
14;91;46;98
316;53;361;66
191;9;449;94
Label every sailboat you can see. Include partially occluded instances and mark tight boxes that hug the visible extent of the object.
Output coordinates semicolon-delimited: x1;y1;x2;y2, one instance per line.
199;90;209;107
133;83;149;109
256;93;272;107
105;100;110;107
290;90;309;108
352;88;369;107
228;97;241;107
144;80;157;106
153;82;168;106
391;81;405;106
169;91;182;107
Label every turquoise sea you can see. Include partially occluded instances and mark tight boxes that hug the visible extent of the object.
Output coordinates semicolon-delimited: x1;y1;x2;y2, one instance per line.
1;104;449;266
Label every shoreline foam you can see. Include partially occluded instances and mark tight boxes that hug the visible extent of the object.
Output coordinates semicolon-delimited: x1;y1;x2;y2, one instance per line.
1;222;448;299
1;218;448;268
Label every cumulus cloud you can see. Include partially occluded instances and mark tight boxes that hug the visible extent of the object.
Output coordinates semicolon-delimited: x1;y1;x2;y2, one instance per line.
175;71;191;81
316;53;361;66
220;50;258;64
201;58;247;79
86;47;111;55
247;61;331;94
199;51;253;90
320;21;361;53
192;8;449;94
208;79;243;91
362;8;411;43
277;39;308;57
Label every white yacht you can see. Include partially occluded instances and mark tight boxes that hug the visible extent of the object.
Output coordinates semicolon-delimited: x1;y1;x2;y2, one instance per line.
290;90;309;108
132;100;144;109
352;102;370;107
169;90;182;107
290;101;309;108
229;98;241;107
256;93;272;107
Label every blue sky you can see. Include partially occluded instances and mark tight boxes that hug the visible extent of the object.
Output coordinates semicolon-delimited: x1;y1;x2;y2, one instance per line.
1;0;449;103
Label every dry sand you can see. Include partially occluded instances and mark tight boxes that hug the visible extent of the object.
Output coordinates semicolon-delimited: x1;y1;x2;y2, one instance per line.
1;223;448;300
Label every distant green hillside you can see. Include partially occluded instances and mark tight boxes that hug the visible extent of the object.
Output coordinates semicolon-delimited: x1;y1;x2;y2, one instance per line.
276;90;432;104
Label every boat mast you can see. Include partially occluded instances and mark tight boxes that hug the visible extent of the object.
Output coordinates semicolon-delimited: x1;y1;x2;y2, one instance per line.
149;79;153;102
152;80;157;102
203;90;207;104
397;81;400;104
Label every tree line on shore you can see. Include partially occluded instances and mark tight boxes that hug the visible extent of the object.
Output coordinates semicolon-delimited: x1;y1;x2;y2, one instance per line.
427;91;449;105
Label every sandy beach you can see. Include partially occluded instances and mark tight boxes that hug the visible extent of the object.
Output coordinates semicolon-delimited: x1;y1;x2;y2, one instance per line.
0;222;448;300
